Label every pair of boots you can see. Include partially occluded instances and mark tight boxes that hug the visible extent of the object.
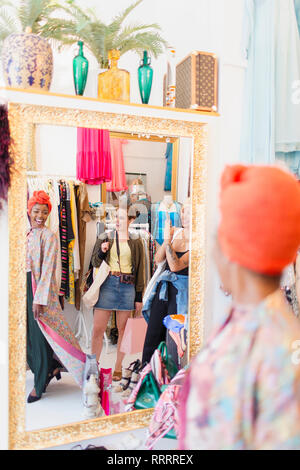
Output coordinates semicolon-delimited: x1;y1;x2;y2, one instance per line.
113;359;142;398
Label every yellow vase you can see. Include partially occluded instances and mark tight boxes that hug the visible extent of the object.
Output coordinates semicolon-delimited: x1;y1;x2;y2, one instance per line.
97;50;130;102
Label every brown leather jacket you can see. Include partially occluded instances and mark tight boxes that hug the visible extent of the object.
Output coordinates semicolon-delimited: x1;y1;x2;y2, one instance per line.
91;230;145;302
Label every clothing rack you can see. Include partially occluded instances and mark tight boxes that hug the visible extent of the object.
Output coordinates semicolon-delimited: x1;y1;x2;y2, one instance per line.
104;222;149;230
27;171;79;181
130;223;149;230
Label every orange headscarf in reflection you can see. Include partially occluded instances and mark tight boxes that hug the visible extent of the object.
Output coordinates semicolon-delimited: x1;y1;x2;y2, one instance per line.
27;190;52;215
218;165;300;274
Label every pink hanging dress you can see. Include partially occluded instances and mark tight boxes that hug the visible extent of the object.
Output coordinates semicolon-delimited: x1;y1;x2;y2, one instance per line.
106;138;128;192
76;128;112;185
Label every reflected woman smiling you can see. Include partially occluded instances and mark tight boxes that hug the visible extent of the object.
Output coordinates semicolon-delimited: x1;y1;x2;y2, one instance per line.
26;191;86;403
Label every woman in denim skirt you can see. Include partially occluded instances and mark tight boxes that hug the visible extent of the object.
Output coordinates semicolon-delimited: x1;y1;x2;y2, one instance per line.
90;206;145;381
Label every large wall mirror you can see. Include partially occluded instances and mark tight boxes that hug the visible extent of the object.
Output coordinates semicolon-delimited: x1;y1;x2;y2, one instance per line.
8;102;207;449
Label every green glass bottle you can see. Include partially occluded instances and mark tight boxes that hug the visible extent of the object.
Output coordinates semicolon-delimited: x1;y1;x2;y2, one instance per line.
73;41;89;96
138;50;153;104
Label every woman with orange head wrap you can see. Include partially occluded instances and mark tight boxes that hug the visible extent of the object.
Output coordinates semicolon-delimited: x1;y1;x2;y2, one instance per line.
26;190;85;403
179;165;300;450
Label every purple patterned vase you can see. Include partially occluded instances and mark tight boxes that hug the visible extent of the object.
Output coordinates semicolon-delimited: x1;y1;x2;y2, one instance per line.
1;32;53;90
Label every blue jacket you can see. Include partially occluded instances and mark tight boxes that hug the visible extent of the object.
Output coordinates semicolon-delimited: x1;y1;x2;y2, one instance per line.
142;270;188;323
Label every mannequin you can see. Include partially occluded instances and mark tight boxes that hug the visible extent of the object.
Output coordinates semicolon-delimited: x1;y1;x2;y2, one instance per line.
152;195;181;246
129;178;147;201
159;194;176;212
129;178;151;228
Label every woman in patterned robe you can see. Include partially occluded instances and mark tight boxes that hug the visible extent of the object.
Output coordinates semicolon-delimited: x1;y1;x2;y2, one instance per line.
179;165;300;450
26;191;85;403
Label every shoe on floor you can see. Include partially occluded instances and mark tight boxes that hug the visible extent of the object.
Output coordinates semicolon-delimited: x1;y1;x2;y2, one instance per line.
27;393;41;403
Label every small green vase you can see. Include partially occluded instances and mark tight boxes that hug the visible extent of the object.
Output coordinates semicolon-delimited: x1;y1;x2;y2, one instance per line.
73;41;89;96
138;51;153;104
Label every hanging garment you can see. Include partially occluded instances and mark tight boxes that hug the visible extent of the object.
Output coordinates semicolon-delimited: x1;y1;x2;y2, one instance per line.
27;228;86;389
46;181;62;289
142;236;150;286
106;138;128;192
59;182;69;297
65;182;75;304
164;143;173;192
128;228;151;286
75;183;92;310
179;290;300;450
69;181;80;279
276;0;300;175
241;0;300;164
149;234;157;276
76;128;112;185
151;202;182;246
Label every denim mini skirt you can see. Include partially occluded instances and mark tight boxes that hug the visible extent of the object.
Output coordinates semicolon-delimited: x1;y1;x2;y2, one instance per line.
94;274;135;311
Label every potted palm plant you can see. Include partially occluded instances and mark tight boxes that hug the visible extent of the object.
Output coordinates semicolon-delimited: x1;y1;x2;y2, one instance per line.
0;0;96;91
50;0;168;101
0;0;63;90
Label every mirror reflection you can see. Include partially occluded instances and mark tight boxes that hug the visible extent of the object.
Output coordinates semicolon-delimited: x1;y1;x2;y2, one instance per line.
25;124;192;430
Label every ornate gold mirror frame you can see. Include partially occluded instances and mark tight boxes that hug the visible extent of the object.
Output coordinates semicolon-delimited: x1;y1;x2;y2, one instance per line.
7;102;208;450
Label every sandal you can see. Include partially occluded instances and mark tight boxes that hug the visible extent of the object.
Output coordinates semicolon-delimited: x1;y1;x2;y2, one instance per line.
122;371;140;398
112;358;141;383
122;361;142;398
112;370;122;382
114;359;141;391
113;368;132;392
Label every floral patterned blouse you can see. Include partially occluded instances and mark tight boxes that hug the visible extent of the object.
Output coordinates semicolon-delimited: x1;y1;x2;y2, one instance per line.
26;227;81;349
179;290;300;450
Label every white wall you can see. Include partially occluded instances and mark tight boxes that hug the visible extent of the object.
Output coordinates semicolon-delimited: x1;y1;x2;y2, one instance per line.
0;0;245;112
200;0;246;331
122;139;168;202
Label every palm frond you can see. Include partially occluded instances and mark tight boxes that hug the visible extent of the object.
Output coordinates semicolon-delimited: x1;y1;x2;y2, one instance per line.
0;1;17;10
109;0;143;31
18;0;47;29
117;32;168;58
0;8;21;38
0;0;167;67
54;1;96;26
40;15;105;62
113;23;163;45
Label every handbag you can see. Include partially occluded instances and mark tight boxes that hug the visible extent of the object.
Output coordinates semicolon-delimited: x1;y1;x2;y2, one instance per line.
82;260;110;309
99;368;112;416
145;369;187;448
80;265;93;295
158;342;178;380
120;316;148;354
134;370;161;410
129;344;178;412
